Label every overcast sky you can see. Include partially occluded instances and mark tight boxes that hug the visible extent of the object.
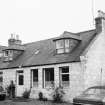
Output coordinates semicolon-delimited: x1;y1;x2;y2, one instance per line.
0;0;105;46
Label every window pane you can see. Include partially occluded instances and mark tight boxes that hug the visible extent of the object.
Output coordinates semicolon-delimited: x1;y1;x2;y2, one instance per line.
0;77;3;82
0;72;3;86
65;39;69;48
5;51;9;56
62;74;69;81
65;48;70;53
62;74;69;87
17;71;23;73
33;70;38;82
61;67;69;73
57;49;64;54
45;69;54;81
60;66;69;87
19;75;24;85
44;68;54;88
9;50;13;57
32;69;38;87
56;40;64;49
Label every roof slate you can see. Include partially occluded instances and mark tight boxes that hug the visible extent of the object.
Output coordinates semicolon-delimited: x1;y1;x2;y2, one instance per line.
3;45;25;51
53;31;82;41
0;29;96;69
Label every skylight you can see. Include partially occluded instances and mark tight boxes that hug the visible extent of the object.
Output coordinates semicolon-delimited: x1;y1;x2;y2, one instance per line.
34;50;40;55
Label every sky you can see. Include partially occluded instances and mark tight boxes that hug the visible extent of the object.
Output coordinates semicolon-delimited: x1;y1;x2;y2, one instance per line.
0;0;105;46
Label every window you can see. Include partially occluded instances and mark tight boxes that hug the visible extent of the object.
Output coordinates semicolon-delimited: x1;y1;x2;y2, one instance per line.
55;39;78;54
43;68;54;88
3;50;13;61
19;75;24;85
4;50;13;57
59;66;69;87
56;40;64;54
9;50;13;57
17;71;24;85
4;51;9;57
32;69;38;87
0;72;3;86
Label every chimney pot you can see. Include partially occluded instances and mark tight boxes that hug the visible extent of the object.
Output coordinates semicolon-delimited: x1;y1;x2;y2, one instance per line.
98;10;105;19
8;34;22;46
95;10;105;33
16;35;19;40
11;34;14;39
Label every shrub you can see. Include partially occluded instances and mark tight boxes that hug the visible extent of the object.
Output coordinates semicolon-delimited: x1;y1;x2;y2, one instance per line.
5;85;10;97
52;86;65;103
22;90;30;99
38;92;43;101
5;81;15;98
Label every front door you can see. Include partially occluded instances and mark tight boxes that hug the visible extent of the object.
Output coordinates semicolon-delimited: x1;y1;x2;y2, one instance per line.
16;70;25;97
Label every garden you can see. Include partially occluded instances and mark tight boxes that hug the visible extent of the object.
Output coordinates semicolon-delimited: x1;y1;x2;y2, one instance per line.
0;81;72;105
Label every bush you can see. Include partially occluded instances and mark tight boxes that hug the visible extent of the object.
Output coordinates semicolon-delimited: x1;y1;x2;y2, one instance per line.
5;85;10;97
38;92;48;101
52;86;65;103
5;81;15;98
38;92;43;101
22;90;30;99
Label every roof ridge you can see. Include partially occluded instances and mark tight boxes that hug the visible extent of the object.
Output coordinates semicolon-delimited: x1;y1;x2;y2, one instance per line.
23;29;96;46
76;29;95;34
62;29;95;35
23;37;57;46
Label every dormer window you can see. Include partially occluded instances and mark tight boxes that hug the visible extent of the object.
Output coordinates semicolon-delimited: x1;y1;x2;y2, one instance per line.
3;50;13;61
4;50;13;57
55;39;79;54
53;31;81;54
56;39;69;54
2;35;24;62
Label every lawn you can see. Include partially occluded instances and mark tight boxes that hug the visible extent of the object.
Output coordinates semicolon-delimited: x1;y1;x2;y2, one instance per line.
0;99;72;105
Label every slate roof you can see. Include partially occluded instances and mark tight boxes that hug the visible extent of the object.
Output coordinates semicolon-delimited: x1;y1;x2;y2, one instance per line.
3;45;25;51
0;46;7;52
0;29;96;69
53;31;82;41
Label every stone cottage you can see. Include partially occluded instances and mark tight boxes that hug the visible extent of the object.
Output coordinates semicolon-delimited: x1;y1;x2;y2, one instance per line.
0;10;105;102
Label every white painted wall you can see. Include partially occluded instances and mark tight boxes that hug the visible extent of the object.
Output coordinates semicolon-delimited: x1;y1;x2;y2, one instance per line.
30;62;83;102
84;17;105;89
1;62;84;103
3;69;16;88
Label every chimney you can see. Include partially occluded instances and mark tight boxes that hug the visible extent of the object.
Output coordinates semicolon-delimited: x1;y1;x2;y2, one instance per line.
8;34;16;46
95;10;105;33
15;35;22;45
8;34;22;46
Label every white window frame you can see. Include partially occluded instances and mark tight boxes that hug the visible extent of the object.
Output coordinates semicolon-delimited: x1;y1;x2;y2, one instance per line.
59;66;70;88
56;39;70;54
43;68;54;88
17;70;24;86
4;50;13;57
31;69;38;88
